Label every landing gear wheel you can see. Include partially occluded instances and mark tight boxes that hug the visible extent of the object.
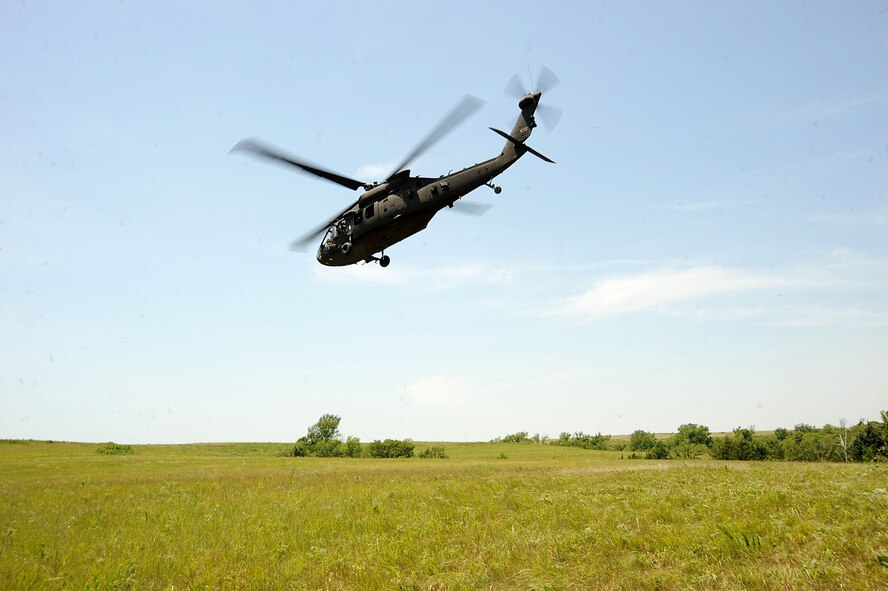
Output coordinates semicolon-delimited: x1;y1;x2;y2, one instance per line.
380;255;391;268
494;186;502;194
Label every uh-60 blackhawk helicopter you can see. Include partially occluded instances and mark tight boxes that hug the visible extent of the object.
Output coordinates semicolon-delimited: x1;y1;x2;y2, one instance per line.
232;68;561;268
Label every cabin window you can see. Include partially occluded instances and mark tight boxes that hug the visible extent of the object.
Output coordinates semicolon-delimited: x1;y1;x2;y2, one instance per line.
364;204;374;219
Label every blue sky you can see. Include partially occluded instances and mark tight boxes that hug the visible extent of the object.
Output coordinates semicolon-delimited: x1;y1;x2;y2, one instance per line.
2;2;887;443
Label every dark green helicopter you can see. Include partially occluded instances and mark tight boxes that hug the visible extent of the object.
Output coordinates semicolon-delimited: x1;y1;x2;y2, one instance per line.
233;68;560;268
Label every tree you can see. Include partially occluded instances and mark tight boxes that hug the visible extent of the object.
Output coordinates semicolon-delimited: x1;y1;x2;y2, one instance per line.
344;436;362;458
848;419;887;461
628;430;657;451
306;414;342;446
669;423;712;458
836;419;850;462
292;413;358;458
675;423;713;447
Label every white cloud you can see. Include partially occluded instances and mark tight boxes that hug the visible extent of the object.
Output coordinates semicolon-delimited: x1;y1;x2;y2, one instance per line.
551;266;796;322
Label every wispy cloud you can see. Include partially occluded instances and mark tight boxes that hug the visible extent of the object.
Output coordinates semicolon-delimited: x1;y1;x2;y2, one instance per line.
550;266;797;323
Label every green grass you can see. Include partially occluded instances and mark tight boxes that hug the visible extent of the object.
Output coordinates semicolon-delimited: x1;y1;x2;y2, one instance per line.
2;441;886;590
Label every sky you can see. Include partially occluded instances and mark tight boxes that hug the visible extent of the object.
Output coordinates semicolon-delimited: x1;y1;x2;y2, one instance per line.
2;1;887;443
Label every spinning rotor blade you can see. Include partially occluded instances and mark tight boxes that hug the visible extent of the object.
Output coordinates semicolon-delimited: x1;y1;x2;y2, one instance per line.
504;73;527;99
287;203;355;252
505;66;559;97
288;221;330;252
535;66;560;94
451;201;493;216
503;66;563;131
232;139;370;191
537;104;563;132
386;94;484;181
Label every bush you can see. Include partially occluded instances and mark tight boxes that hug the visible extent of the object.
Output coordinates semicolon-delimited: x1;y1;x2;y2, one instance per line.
418;446;448;459
492;432;541;443
710;428;770;461
368;439;415;458
554;431;611;450
96;442;135;455
646;441;669;459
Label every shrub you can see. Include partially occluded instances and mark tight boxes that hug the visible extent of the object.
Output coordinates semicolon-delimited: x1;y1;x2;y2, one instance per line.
368;439;415;458
492;432;533;443
96;442;135;455
711;428;770;461
418;446;448;459
646;441;669;459
554;431;611;450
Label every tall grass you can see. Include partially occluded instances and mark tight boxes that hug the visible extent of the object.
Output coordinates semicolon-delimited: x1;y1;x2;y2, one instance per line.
1;441;886;589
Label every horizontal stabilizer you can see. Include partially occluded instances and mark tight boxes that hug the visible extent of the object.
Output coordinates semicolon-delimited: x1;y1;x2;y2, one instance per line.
489;127;555;164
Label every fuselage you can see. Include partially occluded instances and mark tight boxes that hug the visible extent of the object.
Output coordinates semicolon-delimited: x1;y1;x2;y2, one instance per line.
316;154;519;266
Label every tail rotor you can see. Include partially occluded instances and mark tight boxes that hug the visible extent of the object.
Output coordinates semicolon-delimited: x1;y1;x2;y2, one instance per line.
504;66;563;131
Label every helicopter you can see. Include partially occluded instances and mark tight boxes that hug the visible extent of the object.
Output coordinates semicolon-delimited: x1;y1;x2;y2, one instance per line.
232;68;560;268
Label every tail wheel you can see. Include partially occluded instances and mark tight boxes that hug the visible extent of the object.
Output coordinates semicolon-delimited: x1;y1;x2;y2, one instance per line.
380;255;391;268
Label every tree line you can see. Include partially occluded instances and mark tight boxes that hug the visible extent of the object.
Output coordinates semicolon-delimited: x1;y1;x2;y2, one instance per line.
289;414;445;459
493;410;888;462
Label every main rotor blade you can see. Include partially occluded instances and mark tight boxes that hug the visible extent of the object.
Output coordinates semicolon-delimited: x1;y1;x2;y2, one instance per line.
386;95;484;181
288;220;332;252
232;139;369;191
536;66;560;94
287;197;361;252
450;200;493;216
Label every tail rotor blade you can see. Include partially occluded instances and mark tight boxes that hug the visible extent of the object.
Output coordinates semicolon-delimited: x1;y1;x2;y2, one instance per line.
504;73;528;99
536;66;560;94
536;104;563;132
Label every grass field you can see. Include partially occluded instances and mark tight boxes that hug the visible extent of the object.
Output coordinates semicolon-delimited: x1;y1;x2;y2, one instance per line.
1;440;886;590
